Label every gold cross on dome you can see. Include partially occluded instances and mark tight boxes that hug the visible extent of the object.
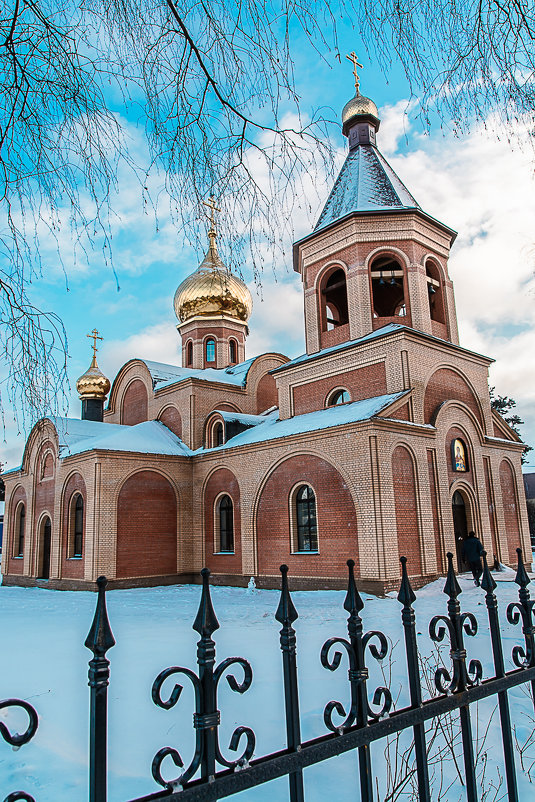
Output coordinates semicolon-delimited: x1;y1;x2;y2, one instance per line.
87;328;103;358
202;196;221;231
346;51;363;93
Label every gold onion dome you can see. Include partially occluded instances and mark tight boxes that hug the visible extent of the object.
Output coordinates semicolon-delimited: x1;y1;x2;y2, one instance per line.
174;232;253;324
342;92;379;126
76;354;110;400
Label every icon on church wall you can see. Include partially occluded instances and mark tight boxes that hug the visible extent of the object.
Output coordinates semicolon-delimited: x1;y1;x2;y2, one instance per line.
451;438;468;472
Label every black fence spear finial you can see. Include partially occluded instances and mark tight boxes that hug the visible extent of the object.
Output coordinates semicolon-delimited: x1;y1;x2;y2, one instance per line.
398;556;416;608
85;576;116;656
275;564;298;627
193;568;220;638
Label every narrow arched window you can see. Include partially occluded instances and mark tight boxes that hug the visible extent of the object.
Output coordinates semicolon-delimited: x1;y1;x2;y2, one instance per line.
16;504;25;557
217;495;234;552
73;494;84;558
322;269;348;331
295;485;318;552
213;422;224;447
327;389;350;406
206;338;216;363
186;340;193;366
229;339;237;363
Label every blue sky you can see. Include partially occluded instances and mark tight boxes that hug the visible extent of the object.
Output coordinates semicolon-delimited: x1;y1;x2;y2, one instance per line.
2;26;534;471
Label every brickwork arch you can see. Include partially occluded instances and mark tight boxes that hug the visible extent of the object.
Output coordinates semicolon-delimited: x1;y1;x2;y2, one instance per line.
121;378;149;425
499;458;522;565
255;453;358;579
424;367;484;429
203;468;241;575
312;259;348;292
432;400;485;443
364;245;411;271
116;470;177;579
392;445;422;576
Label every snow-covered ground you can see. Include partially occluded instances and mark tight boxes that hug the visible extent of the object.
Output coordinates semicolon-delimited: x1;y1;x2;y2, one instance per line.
2;570;534;801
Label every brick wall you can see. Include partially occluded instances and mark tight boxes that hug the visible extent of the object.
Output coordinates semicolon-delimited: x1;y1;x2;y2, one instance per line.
158;405;182;438
61;473;86;579
116;470;177;577
483;456;499;560
392;445;422;575
292;362;387;415
427;449;444;574
256;454;359;577
499;459;522;563
256;373;278;413
121;379;148;425
203;468;242;574
424;368;483;427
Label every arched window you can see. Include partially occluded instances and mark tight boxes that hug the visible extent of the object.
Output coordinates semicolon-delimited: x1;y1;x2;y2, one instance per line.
321;269;348;331
71;494;84;558
327;389;351;406
186;340;193;366
16;504;25;557
370;255;406;318
229;339;237;364
205;338;216;363
216;495;234;553
426;261;445;324
213;422;224;447
295;485;318;552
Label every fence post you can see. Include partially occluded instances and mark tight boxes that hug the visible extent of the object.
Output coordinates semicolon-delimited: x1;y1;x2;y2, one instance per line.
430;553;482;802
398;557;431;802
275;565;304;802
481;551;518;801
85;576;116;802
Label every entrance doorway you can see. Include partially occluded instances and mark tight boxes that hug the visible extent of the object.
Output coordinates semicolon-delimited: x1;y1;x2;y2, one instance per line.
39;517;52;579
452;491;469;572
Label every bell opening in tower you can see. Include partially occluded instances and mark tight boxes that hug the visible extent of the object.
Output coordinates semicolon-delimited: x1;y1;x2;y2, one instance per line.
321;269;349;332
370;255;408;323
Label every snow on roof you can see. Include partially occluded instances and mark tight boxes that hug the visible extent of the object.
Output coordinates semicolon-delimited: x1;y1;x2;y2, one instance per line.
50;417;192;458
198;392;408;453
315;145;420;233
272;323;404;372
142;357;256;389
218;411;271;426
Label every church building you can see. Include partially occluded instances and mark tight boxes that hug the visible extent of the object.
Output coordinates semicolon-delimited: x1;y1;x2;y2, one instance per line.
1;74;530;593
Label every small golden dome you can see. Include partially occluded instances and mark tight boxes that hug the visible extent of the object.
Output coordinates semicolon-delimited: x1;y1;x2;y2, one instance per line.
174;235;252;324
76;355;111;400
342;92;379;127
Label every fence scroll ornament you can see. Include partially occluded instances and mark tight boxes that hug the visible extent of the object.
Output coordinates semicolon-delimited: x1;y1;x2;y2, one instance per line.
150;567;255;791
0;697;38;802
5;547;535;802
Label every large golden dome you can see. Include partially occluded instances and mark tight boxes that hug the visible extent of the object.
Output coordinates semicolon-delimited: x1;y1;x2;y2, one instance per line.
174;234;252;324
76;355;110;400
342;92;379;126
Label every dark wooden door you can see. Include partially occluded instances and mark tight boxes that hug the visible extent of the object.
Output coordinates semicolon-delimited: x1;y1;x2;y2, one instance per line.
452;492;469;572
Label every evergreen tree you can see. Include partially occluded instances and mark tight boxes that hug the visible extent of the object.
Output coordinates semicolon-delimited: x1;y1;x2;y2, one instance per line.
490;387;533;465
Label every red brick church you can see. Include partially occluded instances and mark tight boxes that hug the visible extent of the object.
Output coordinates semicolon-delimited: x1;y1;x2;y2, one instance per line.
1;79;529;593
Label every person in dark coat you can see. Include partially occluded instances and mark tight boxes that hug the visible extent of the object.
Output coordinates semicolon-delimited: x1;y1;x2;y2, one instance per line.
462;531;484;585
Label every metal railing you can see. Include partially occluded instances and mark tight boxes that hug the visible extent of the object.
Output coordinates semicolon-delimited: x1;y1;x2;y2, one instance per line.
2;548;535;802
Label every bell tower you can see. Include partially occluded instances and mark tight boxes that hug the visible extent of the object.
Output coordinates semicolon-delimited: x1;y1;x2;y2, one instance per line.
293;57;459;355
173;199;253;370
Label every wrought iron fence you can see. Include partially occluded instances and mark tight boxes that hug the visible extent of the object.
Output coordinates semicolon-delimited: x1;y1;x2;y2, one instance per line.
2;548;535;802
